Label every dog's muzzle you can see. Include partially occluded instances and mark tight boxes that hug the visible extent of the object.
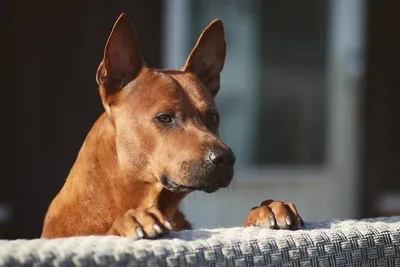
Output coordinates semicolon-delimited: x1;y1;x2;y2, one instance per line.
161;147;235;193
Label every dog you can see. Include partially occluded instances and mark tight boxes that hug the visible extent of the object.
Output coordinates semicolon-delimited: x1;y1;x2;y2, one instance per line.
41;13;304;239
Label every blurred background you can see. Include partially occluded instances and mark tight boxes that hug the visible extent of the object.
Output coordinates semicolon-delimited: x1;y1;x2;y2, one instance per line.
1;0;399;239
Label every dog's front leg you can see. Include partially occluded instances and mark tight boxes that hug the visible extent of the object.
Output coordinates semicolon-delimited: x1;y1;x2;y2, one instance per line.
107;206;172;239
243;200;304;230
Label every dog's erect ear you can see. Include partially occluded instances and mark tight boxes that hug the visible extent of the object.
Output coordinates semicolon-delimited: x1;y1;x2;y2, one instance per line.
96;13;144;100
183;19;226;97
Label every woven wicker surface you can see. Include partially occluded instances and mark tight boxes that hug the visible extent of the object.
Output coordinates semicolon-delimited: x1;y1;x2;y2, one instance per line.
1;216;399;266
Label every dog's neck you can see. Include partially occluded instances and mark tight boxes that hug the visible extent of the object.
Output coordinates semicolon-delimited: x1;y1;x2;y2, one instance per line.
63;113;186;218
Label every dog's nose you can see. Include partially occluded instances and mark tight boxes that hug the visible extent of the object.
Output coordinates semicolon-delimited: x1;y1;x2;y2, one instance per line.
208;148;236;167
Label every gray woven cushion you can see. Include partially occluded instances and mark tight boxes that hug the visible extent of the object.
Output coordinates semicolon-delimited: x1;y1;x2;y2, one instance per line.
1;216;400;266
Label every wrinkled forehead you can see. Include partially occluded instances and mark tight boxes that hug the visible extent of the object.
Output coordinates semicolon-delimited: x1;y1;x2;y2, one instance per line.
167;71;216;111
131;70;215;112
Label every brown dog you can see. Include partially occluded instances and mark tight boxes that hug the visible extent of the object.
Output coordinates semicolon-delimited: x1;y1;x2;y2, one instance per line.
41;14;303;239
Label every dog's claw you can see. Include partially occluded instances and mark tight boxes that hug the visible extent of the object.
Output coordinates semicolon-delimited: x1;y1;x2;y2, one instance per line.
136;227;145;238
277;219;290;230
268;216;276;229
298;216;305;227
164;221;173;231
153;224;163;234
285;216;292;226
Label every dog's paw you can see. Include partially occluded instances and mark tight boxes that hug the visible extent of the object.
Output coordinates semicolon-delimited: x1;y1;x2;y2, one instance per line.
107;206;172;239
243;199;304;230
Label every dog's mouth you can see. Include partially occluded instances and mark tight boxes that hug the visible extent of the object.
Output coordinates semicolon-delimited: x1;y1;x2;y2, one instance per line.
161;176;222;193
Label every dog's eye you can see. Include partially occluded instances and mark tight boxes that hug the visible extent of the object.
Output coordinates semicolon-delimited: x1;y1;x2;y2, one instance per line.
156;113;174;124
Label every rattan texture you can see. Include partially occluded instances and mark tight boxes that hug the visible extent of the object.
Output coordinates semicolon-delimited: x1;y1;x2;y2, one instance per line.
0;217;399;266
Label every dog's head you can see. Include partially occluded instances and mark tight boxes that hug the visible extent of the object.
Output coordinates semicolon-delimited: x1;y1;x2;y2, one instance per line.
96;14;235;193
